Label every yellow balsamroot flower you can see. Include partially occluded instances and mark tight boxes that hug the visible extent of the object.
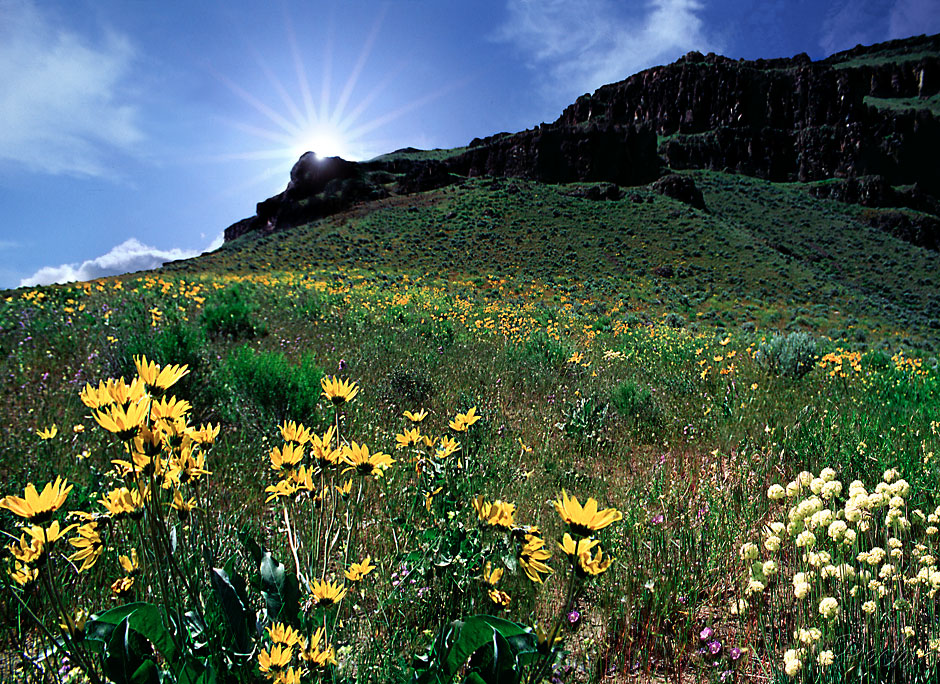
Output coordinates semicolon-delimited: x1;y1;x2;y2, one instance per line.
488;589;511;606
395;427;422;449
150;396;192;423
403;409;428;423
335;479;353;499
59;609;88;639
320;375;359;406
280;420;312;445
449;406;480;432
119;549;140;576
270;443;305;471
265;479;298;503
553;490;622;537
10;562;38;586
271;666;302;684
171;489;197;518
472;496;516;527
558;532;600;559
267;622;303;648
425;487;443;512
167;449;212;485
190;422;220;445
94;400;149;440
341;442;395;478
134;355;190;394
111;576;135;597
519;532;553;583
9;533;44;564
258;643;294;674
311;427;339;468
309;578;347;606
345;556;377;582
579;546;613;576
98;486;146;520
36;424;58;440
68;523;104;572
435;435;460;459
482;562;504;585
1;476;73;523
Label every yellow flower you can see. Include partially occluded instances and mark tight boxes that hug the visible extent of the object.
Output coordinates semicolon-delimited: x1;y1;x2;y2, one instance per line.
280;420;312;445
345;556;377;582
488;589;511;606
449;406;480;432
265;479;298;503
270;443;305;472
425;486;443;512
482;562;503;585
472;496;516;527
330;479;351;500
558;532;600;559
553;490;622;537
10;562;38;586
9;533;44;564
396;427;422;449
267;622;303;648
435;436;461;459
519;532;553;583
68;523;104;572
258;643;294;673
150;396;192;423
190;422;220;445
403;409;428;423
36;424;58;440
309;578;347;606
98;486;146;520
320;376;359;406
134;355;190;394
111;576;135;597
341;442;395;478
73;424;85;433
578;544;613;576
119;549;140;576
1;476;73;523
93;400;149;440
59;609;88;639
272;667;302;684
170;489;197;518
311;427;339;468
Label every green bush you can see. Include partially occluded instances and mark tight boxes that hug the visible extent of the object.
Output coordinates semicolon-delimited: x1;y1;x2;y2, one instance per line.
200;285;266;339
757;332;818;378
212;346;324;424
505;331;569;372
611;379;660;423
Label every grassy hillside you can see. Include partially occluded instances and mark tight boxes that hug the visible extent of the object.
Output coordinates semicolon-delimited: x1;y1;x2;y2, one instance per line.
167;170;940;351
2;168;940;683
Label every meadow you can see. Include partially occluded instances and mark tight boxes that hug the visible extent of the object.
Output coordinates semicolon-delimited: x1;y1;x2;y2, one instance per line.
1;260;938;684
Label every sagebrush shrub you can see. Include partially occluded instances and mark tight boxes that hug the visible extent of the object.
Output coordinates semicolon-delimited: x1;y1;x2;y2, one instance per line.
758;332;819;378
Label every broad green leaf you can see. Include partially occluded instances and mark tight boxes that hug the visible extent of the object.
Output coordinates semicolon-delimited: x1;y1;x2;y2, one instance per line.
211;567;253;654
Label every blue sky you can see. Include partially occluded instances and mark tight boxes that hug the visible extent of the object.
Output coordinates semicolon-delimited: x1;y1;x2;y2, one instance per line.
1;0;938;289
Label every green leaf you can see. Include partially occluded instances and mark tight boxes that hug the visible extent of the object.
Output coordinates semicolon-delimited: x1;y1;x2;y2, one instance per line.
88;602;178;664
259;552;300;625
442;616;531;678
129;660;159;684
211;567;254;655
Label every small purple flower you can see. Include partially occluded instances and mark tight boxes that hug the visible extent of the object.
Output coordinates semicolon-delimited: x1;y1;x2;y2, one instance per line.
338;359;347;371
699;627;714;641
730;647;743;661
567;610;580;624
708;640;722;655
651;513;664;525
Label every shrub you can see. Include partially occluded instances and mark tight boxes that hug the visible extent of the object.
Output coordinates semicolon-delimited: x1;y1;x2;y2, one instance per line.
200;284;266;339
386;367;435;407
611;379;660;424
213;346;324;424
757;332;819;378
505;331;569;373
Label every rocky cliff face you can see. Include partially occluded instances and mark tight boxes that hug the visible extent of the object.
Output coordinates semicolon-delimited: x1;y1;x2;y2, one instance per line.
557;35;940;193
224;34;940;245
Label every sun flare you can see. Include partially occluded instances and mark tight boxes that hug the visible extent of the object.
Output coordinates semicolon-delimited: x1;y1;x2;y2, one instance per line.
290;123;352;161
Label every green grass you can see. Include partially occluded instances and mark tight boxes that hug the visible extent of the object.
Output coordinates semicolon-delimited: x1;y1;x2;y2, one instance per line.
864;93;940;117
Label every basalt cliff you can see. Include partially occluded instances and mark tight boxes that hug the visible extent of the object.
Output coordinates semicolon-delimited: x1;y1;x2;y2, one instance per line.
225;33;940;246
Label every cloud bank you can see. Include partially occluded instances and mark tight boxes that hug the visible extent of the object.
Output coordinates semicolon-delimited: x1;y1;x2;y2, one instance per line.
19;238;201;287
0;0;143;178
495;0;716;101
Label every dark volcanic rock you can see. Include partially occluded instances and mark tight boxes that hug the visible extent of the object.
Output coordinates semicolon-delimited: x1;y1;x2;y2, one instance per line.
556;34;940;195
650;173;706;210
447;124;659;186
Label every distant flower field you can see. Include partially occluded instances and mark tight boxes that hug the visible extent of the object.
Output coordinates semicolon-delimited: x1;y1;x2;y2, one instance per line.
0;269;938;683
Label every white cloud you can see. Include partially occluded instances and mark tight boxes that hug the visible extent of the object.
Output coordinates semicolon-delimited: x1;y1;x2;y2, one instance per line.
0;0;143;178
19;238;200;287
888;0;940;40
495;0;717;101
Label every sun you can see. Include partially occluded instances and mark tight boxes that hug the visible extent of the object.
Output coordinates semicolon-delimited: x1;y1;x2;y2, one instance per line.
290;123;352;161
